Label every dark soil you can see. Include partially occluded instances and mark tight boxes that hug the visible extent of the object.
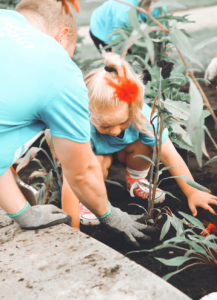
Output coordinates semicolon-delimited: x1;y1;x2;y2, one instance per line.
18;76;217;300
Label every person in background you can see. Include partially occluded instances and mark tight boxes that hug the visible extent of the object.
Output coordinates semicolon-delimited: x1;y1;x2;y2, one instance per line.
205;54;217;84
62;52;217;228
89;0;167;53
0;0;155;249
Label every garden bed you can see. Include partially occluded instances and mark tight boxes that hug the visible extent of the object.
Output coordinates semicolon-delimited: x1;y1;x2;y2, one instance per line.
81;112;217;300
19;79;217;300
81;81;217;300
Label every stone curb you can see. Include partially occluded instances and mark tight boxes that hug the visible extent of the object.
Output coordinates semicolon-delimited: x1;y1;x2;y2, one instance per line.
0;213;191;300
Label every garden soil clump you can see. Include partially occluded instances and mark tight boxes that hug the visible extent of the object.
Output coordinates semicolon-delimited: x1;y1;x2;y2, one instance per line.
81;82;217;300
18;78;217;300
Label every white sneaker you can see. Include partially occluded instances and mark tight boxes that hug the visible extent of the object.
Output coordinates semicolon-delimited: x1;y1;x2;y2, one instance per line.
126;170;165;203
200;293;217;300
79;203;100;226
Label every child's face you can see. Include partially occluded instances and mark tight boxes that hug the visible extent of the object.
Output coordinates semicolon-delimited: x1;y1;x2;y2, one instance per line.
91;102;131;136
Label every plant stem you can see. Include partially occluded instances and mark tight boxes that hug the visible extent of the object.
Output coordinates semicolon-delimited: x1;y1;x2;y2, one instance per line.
150;112;164;217
148;68;163;217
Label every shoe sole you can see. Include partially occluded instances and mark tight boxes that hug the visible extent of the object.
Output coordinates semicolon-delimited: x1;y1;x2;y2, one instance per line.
80;217;100;226
153;193;166;204
127;190;166;204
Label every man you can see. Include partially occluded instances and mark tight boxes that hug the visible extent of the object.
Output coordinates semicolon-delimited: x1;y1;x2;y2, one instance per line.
0;0;155;248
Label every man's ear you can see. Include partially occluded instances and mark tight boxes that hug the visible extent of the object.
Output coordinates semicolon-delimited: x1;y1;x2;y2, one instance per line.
54;27;69;46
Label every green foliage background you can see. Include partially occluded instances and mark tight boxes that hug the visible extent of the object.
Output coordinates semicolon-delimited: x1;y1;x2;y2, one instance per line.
0;0;20;9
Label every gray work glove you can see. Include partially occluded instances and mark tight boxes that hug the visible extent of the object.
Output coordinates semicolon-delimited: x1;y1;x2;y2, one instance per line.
99;205;156;248
13;204;72;230
205;57;217;84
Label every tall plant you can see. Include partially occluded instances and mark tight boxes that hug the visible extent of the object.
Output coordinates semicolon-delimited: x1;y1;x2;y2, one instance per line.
104;0;217;215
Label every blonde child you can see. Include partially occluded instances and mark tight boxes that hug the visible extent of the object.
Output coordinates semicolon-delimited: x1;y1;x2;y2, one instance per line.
62;52;217;228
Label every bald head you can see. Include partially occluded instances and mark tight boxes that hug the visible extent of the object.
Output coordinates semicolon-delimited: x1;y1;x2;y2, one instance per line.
16;0;77;51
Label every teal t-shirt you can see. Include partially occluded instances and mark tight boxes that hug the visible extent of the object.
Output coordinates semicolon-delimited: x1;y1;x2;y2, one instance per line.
0;10;90;176
90;0;167;43
90;103;168;155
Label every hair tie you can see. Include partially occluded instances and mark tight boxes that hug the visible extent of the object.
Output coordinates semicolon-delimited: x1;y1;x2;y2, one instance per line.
104;66;117;73
104;65;139;104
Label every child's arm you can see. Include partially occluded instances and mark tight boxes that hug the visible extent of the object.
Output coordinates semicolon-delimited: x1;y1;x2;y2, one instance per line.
160;138;217;216
62;175;80;230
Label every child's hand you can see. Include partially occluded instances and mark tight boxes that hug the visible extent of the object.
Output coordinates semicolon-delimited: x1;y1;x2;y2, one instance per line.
188;190;217;217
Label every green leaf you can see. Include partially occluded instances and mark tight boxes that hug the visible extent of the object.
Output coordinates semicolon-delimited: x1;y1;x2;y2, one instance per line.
39;135;46;148
128;7;140;32
162;175;210;193
105;179;124;188
15;147;42;173
28;170;48;182
204;156;217;166
126;243;186;256
188;78;204;167
37;183;46;205
160;166;179;173
155;256;194;267
194;36;217;52
163;99;190;120
170;136;193;152
203;125;217;152
128;203;148;215
151;0;186;9
189;114;204;167
161;190;178;200
160;219;171;240
31;158;47;171
134;154;154;164
170;26;202;68
47;170;53;185
162;265;192;281
178;212;205;230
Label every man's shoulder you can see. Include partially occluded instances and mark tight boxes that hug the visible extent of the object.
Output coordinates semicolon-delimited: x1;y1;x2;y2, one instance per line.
0;9;27;23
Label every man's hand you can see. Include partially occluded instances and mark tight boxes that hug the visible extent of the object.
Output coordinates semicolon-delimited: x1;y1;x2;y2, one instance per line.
13;204;72;230
188;190;217;217
205;57;217;84
99;205;156;248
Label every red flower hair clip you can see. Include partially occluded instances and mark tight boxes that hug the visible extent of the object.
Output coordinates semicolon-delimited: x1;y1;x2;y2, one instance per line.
58;0;80;13
105;65;140;104
201;220;217;237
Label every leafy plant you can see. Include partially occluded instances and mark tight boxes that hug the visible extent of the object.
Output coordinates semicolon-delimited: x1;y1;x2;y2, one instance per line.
101;0;217;215
0;0;20;9
15;129;63;205
128;208;217;280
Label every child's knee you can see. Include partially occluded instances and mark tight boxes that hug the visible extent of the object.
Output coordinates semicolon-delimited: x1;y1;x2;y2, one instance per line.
96;154;112;179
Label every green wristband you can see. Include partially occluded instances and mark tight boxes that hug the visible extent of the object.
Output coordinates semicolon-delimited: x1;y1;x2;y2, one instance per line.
97;201;111;219
5;201;29;219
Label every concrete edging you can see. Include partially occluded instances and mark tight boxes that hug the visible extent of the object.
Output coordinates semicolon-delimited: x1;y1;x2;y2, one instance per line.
0;210;191;300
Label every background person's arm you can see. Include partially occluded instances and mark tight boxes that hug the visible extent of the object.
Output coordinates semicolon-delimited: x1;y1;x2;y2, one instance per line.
52;136;109;217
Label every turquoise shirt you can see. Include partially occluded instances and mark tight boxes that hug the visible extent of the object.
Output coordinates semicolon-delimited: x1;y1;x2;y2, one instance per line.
90;0;167;43
0;10;90;176
91;103;168;155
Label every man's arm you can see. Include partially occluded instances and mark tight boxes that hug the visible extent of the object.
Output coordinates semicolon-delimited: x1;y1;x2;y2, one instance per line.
52;136;109;217
53;136;158;248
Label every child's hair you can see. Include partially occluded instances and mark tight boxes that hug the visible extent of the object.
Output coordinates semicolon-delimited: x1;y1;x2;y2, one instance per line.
16;0;77;44
84;52;152;136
